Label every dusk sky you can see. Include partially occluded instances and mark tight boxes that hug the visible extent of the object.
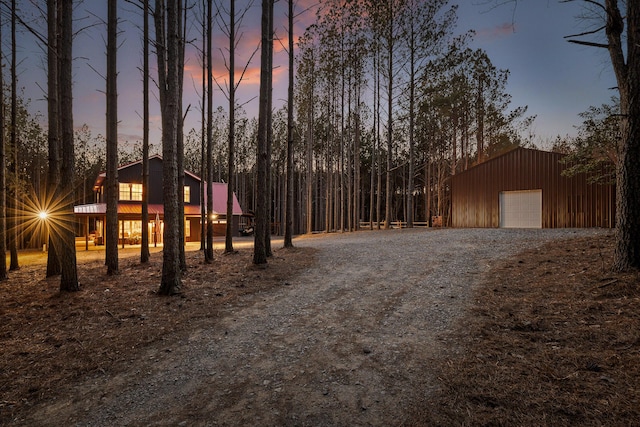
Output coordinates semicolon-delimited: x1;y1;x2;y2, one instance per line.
12;0;617;151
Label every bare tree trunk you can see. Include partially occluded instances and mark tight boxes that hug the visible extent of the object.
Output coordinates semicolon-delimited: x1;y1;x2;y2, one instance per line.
200;0;206;252
283;0;294;248
370;49;378;230
254;0;273;264
46;0;61;277
339;44;345;233
325;138;332;232
426;146;432;226
225;0;236;253
0;8;6;281
407;36;415;228
59;0;79;291
305;75;314;234
205;0;214;262
376;95;382;230
265;0;274;257
9;0;19;271
141;0;151;264
369;125;375;230
156;0;182;294
105;0;119;275
345;70;351;232
609;0;640;270
384;6;394;230
177;0;187;272
354;88;361;231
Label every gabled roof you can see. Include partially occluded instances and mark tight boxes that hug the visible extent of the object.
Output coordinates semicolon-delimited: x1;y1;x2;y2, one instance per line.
93;155;201;189
453;146;564;178
207;182;243;215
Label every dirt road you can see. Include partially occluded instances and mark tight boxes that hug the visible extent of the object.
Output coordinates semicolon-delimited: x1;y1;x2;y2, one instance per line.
23;228;605;426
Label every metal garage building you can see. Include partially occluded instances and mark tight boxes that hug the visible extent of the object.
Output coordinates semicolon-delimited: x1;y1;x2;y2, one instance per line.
451;147;615;228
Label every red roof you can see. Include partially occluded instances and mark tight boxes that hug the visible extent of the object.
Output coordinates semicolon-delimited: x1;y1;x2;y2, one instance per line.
206;182;243;215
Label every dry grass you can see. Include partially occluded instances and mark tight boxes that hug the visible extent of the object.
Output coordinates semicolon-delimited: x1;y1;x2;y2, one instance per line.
412;234;640;426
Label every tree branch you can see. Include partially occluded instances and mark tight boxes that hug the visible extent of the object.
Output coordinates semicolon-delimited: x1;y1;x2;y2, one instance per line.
560;0;607;14
567;39;609;48
564;24;607;39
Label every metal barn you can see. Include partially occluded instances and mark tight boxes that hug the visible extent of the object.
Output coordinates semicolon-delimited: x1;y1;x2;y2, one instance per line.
451;147;615;228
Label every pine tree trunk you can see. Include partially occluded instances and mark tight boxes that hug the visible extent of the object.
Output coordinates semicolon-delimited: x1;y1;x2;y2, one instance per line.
141;0;151;264
59;0;79;292
305;81;313;234
253;0;273;264
205;0;214;262
265;0;274;257
0;9;6;281
200;1;206;252
9;0;19;271
283;0;294;248
407;39;415;228
612;1;640;270
177;0;187;272
105;0;119;275
156;0;182;294
225;0;236;253
46;0;61;277
354;88;361;232
384;8;394;230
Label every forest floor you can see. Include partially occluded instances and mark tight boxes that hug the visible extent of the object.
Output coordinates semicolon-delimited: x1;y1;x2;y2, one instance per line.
0;229;638;426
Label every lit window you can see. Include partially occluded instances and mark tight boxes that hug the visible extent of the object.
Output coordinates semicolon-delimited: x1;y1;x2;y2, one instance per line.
119;183;143;201
184;186;191;203
131;184;142;201
119;183;129;200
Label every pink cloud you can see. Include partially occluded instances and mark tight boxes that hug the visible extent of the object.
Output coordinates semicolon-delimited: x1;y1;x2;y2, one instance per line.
475;22;515;41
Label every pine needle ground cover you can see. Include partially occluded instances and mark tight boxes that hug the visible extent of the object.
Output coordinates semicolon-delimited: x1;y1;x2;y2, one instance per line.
416;234;640;426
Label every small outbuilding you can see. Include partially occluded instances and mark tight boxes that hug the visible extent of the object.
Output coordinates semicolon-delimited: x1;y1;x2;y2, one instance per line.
451;147;615;228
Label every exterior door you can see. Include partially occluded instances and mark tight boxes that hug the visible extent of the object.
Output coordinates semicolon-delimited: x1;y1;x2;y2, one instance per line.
499;190;542;228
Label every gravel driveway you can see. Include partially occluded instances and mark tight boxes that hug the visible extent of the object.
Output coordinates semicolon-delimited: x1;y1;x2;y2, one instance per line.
27;228;607;426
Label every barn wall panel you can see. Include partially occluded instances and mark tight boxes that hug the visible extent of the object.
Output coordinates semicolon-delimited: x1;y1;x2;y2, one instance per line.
451;147;615;228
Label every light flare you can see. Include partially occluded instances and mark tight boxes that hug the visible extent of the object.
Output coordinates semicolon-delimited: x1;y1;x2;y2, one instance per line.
10;184;78;250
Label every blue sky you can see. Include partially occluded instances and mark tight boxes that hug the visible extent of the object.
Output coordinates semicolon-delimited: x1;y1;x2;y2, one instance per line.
12;0;618;150
457;1;617;145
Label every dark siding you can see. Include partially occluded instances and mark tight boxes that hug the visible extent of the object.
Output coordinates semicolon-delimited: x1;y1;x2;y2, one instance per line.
184;174;200;205
451;147;615;228
149;158;164;204
118;163;142;183
116;157;201;206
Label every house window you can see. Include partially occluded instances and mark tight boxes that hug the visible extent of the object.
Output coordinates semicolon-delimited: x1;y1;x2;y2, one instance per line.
119;183;143;201
118;220;142;243
184;186;191;203
185;219;191;238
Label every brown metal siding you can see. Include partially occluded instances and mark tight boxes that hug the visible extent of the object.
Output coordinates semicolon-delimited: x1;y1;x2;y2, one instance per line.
451;147;615;228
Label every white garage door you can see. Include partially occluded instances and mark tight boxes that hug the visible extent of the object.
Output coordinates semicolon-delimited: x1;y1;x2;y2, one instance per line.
499;190;542;228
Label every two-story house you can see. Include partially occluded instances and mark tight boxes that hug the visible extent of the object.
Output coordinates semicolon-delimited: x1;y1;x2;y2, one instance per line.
74;155;243;245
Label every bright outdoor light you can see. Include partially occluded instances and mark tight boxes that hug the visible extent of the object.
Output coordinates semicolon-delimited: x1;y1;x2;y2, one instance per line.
38;211;48;220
